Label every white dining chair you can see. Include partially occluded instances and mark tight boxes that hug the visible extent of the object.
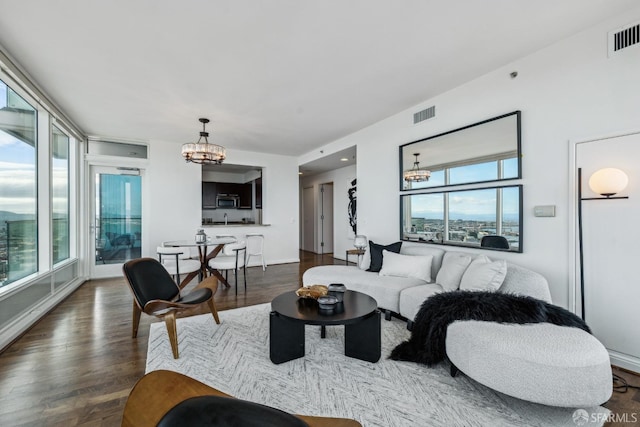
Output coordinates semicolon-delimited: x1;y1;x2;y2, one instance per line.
208;241;247;295
157;246;201;288
246;233;266;271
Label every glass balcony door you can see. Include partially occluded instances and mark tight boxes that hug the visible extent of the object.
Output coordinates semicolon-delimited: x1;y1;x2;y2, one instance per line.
90;166;142;278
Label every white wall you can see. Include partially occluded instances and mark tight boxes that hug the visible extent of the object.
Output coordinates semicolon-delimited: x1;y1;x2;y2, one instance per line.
298;7;640;309
145;143;300;266
300;164;357;259
575;132;640;372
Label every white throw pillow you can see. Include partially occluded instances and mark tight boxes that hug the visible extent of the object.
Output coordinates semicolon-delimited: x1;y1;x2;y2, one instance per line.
459;255;507;291
359;248;371;270
436;252;473;291
378;250;433;283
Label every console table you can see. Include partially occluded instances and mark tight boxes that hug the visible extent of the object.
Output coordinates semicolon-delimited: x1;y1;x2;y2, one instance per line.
345;248;365;266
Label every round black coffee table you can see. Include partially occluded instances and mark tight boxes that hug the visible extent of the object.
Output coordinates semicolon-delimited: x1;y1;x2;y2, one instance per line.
269;290;381;364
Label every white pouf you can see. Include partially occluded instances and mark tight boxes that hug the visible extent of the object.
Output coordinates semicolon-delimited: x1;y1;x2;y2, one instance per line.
446;320;612;407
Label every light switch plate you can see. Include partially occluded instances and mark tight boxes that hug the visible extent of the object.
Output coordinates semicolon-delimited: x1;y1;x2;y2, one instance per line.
534;205;556;217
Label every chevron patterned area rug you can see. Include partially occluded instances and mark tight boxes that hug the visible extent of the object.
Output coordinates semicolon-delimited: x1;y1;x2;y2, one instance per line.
146;303;608;427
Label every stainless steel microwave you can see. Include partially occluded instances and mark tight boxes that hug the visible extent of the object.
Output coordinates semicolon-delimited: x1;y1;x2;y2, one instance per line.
216;194;239;208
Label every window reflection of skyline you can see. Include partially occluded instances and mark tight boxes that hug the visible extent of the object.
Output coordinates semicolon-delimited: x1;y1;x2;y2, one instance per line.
407;157;518;191
410;189;519;220
404;186;521;249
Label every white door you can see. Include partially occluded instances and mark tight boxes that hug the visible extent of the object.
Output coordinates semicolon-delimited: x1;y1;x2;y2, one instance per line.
302;186;315;252
319;183;334;254
576;132;640;371
90;165;143;278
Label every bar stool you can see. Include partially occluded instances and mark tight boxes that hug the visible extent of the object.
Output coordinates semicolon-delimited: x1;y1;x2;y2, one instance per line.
246;233;266;271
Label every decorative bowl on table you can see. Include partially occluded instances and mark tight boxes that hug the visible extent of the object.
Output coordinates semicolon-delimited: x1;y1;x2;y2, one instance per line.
317;295;339;310
295;285;328;299
327;283;346;302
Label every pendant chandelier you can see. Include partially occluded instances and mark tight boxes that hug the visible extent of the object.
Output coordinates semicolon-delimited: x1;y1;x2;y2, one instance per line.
404;153;431;182
181;118;226;164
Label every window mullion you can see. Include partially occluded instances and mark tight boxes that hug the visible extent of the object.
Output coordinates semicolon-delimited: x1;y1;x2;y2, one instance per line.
37;112;51;273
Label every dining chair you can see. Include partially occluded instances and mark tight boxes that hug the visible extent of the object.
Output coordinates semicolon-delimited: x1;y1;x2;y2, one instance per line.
208;241;247;295
246;233;266;271
123;258;220;359
480;235;510;250
157;246;202;288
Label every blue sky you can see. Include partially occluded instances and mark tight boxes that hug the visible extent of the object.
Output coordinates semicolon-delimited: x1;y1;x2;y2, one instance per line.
0;82;37;215
1;80;68;215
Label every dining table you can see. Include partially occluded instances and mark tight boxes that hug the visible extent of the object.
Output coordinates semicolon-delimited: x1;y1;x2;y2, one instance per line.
163;237;236;289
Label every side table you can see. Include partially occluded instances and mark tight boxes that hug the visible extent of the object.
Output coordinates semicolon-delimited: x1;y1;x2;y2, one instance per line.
345;248;365;266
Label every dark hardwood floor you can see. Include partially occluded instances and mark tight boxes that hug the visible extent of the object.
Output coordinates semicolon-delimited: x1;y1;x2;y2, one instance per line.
0;251;638;426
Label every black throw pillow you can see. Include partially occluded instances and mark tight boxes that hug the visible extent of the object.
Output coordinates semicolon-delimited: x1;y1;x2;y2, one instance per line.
367;241;402;272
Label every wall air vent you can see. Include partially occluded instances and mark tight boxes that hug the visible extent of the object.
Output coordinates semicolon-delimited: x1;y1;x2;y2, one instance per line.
608;22;640;57
413;105;435;124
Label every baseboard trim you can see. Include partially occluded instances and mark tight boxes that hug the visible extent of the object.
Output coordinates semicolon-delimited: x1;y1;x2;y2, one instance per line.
248;258;299;267
0;277;85;352
609;350;640;374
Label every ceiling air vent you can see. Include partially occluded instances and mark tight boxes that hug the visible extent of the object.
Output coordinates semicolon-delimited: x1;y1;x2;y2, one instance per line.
413;105;435;124
608;21;640;57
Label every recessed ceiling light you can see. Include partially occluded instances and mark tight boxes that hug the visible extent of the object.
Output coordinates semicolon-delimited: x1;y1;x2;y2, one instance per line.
340;158;349;162
298;172;303;175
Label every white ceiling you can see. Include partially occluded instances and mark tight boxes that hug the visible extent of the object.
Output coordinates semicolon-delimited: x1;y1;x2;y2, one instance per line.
0;1;636;157
300;146;357;177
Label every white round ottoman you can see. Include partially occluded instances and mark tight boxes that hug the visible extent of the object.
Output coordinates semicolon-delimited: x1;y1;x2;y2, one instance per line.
445;320;612;407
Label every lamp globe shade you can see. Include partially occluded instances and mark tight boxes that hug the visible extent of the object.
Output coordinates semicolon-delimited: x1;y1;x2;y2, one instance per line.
354;235;367;249
588;168;628;197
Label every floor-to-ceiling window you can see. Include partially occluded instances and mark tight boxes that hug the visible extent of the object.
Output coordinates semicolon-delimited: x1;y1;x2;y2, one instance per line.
51;125;69;265
0;79;38;286
0;59;81;349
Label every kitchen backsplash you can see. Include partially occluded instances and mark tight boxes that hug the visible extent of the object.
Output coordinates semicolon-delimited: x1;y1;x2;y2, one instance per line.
202;208;257;224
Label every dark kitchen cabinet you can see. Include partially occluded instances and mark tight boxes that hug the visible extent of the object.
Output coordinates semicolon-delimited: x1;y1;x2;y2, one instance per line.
202;182;217;208
202;181;253;209
237;183;252;209
216;182;235;196
255;177;262;209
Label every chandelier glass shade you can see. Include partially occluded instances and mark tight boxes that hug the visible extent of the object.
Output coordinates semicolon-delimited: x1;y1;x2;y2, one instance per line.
181;118;226;164
404;153;431;182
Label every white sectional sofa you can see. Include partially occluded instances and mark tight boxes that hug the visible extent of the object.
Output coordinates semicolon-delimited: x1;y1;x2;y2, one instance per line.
302;242;552;326
302;241;613;407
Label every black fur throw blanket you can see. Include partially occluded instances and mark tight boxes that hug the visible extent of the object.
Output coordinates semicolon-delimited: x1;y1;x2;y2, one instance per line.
390;290;590;366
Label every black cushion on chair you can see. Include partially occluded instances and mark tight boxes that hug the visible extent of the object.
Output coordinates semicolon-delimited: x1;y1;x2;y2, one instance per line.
157;395;309;427
176;288;212;305
366;241;402;273
123;258;180;306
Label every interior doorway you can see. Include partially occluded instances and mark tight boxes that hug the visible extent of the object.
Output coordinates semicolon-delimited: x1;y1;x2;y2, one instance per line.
298;145;356;257
302;186;315;252
319;183;334;254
